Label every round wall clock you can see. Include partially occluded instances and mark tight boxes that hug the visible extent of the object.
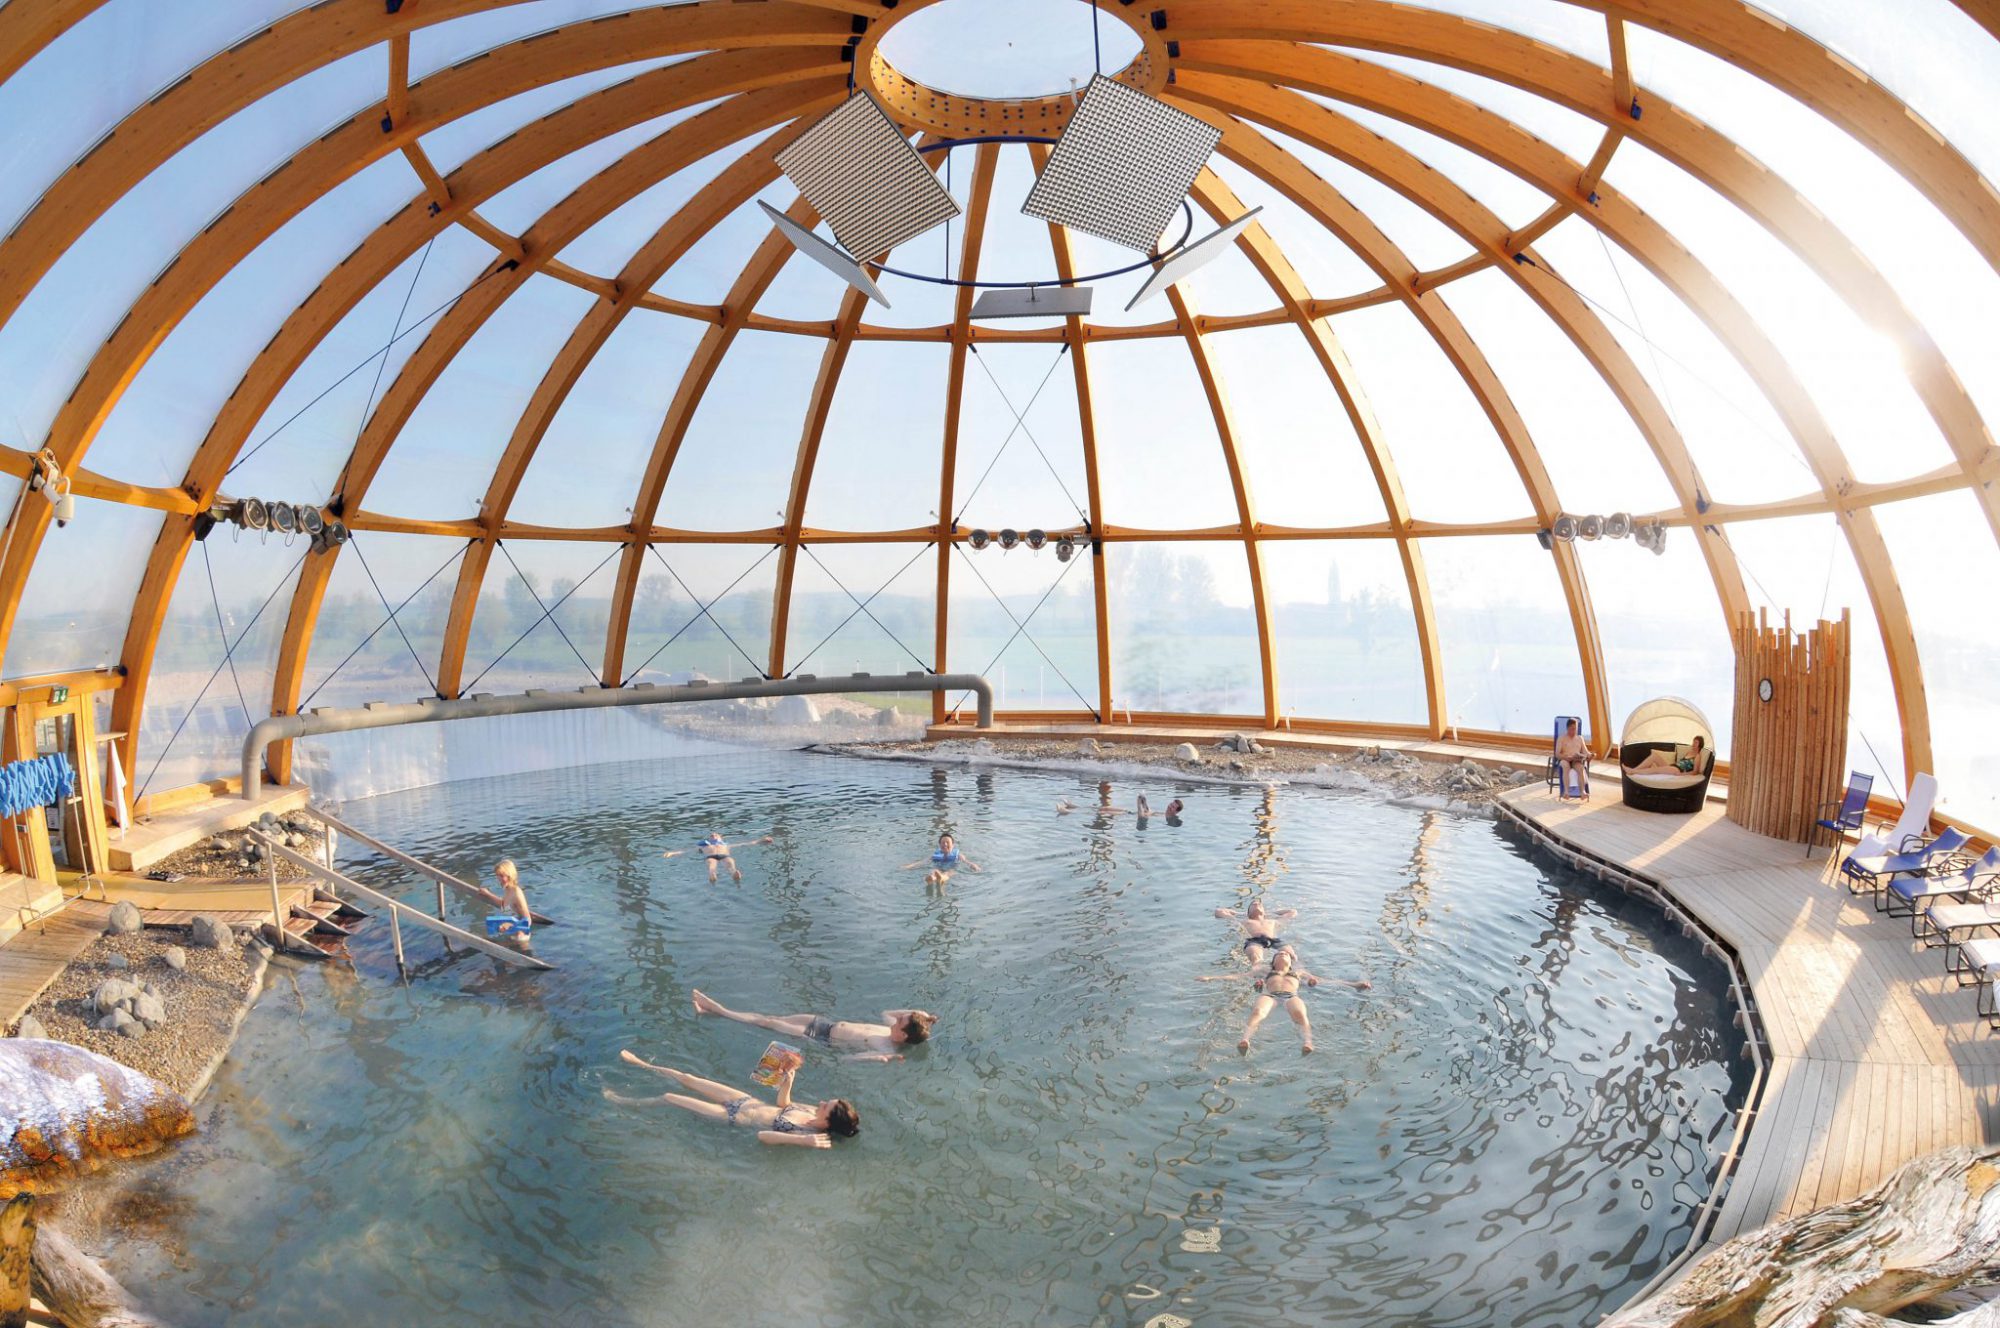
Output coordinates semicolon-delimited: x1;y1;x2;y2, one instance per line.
1757;677;1774;702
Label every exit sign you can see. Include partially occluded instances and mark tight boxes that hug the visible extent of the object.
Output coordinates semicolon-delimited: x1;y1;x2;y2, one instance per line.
48;686;67;704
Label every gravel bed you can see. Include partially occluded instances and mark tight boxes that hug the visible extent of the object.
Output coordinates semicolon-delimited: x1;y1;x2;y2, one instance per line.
148;814;327;884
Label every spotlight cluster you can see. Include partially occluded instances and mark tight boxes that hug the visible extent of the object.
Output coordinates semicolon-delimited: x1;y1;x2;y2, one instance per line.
964;528;1083;562
26;448;74;527
200;497;350;553
1543;512;1667;555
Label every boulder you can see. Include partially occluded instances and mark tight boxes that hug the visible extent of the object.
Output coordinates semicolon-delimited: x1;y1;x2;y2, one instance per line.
770;694;821;726
102;902;141;937
873;706;900;727
132;994;166;1030
102;954;128;971
189;915;231;950
11;1017;45;1042
87;980;139;1017
1173;742;1202;763
162;946;186;973
115;1016;144;1041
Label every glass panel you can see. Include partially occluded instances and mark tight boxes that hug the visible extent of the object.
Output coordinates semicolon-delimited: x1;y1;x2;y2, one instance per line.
1302;98;1553;230
654;181;795;304
228;226;500;503
621;542;778;685
419;60;686;174
558;134;765;275
135;535;302;796
4;496;161;678
1604;141;1955;484
1264;539;1424;724
298;532;467;709
1328;302;1528;523
1421;535;1585;736
0;0;315;233
1200;326;1387;528
1873;491;2000;828
1444;268;1677;517
946;542;1098;714
1625;27;2000;441
777;542;936;679
480;101;715;236
1745;0;2000;188
1105;541;1262;715
1207;158;1382;299
950;341;1091;537
968;145;1065;336
90;152;428;491
1380;1;1608;63
1088;337;1240;529
1318;49;1607;165
803;342;950;531
509;309;705;527
367;274;598;520
1575;535;1736;755
459;538;625;694
1261;126;1473;270
656;330;824;531
1716;513;1903;793
1531;215;1815;504
875;0;1141;97
411;3;669;79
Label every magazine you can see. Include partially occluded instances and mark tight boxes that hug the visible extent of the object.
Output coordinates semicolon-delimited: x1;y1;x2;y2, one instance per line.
751;1041;802;1087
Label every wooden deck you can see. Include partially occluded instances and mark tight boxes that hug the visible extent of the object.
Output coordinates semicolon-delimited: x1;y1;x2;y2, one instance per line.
0;901;108;1028
1500;782;2000;1267
105;782;310;872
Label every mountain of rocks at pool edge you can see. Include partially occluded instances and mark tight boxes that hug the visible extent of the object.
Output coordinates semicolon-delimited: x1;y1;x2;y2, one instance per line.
0;1039;195;1195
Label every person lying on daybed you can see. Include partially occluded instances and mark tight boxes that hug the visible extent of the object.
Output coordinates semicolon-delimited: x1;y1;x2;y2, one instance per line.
1632;734;1706;774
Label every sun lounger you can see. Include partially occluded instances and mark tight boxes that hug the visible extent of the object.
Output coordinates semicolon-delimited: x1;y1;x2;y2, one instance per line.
1807;770;1872;858
1921;852;2000;960
1851;826;1971;913
1879;832;1983;929
1958;936;2000;1027
1837;772;1937;893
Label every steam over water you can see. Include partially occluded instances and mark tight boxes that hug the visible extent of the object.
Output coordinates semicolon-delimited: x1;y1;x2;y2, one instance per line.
95;752;1746;1326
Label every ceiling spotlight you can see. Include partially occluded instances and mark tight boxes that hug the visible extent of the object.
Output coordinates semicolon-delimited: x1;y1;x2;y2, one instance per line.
1577;513;1603;541
1025;529;1047;551
1604;511;1632;540
1551;513;1578;542
968;528;990;551
298;505;325;537
1639;521;1668;555
1056;536;1077;563
311;520;351;554
997;528;1020;551
272;502;299;536
238;497;270;532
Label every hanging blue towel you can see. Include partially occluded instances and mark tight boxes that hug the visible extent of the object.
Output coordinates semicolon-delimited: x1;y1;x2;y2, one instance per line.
0;754;76;818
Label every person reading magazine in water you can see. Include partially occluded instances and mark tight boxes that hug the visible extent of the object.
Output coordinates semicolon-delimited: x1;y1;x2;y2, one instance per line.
691;989;936;1063
604;1050;859;1149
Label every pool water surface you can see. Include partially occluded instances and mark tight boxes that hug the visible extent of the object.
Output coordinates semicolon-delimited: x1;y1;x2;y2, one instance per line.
93;752;1746;1326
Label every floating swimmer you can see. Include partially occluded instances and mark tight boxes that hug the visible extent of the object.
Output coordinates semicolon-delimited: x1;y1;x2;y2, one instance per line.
1198;948;1369;1056
663;829;773;883
1214;898;1297;962
606;1051;858;1149
902;832;980;886
1058;780;1133;818
691;989;937;1063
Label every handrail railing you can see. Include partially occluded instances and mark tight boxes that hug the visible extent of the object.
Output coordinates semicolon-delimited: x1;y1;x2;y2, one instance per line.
241;671;995;798
251;833;553;972
300;806;556;928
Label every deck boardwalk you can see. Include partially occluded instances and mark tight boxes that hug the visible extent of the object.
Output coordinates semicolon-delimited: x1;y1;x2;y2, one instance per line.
1501;783;2000;1267
0;902;106;1028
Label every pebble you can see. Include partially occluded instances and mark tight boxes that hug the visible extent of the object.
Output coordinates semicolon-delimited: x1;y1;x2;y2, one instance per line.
104;953;129;970
14;1014;46;1040
163;946;187;971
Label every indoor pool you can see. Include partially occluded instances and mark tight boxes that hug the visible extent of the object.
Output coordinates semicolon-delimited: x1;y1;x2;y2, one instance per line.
90;752;1748;1327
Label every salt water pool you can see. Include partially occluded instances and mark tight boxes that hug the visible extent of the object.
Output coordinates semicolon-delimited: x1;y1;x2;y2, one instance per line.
92;751;1747;1326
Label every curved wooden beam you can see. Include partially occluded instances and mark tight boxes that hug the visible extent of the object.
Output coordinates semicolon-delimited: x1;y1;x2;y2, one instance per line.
0;0;103;86
122;79;844;783
931;144;999;722
1164;284;1280;727
1186;172;1451;736
1172;71;1932;778
0;1;854;332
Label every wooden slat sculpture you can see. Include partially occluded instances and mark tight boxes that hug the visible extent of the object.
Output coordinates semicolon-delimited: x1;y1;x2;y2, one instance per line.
1728;609;1851;842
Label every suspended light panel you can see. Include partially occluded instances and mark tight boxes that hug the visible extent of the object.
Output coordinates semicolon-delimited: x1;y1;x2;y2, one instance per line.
775;92;961;260
758;201;891;308
969;285;1094;319
1023;74;1222;252
1126;207;1263;310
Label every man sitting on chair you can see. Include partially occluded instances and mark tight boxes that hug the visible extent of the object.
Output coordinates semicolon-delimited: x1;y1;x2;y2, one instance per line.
1555;718;1591;799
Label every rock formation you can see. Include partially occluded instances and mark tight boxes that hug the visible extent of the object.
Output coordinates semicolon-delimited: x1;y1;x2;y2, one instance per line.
0;1040;195;1195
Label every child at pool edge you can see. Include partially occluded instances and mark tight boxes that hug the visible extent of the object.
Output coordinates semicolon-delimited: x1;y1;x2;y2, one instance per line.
664;829;773;883
903;832;979;886
478;859;533;944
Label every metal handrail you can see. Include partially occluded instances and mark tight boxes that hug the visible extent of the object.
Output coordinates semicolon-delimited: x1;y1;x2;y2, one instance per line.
300;806;556;928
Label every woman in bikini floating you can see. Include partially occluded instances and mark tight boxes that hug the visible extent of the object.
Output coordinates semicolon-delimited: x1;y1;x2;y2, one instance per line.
691;989;937;1063
1200;947;1370;1056
604;1051;859;1149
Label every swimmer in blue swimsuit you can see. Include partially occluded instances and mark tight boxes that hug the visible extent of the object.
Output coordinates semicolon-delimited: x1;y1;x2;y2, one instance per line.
606;1052;860;1148
663;829;774;883
691;989;937;1063
902;832;980;887
1197;948;1370;1056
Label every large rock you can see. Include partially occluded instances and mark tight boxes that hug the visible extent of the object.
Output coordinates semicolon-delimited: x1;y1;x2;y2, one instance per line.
1174;742;1202;763
87;980;139;1017
162;946;187;972
188;915;231;950
102;901;141;936
0;1040;195;1194
771;694;821;726
131;994;166;1030
10;1017;44;1042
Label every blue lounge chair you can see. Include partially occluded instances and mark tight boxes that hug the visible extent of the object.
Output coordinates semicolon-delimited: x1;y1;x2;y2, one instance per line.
1919;848;2000;953
1546;715;1586;800
1880;831;1980;928
1837;773;1938;894
1807;770;1872;858
1851;827;1972;913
